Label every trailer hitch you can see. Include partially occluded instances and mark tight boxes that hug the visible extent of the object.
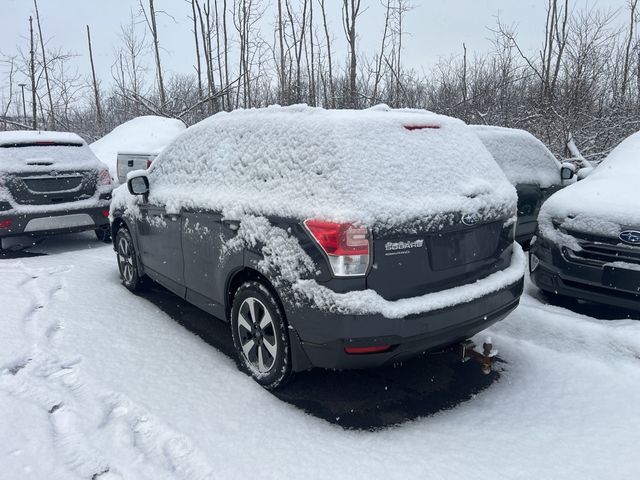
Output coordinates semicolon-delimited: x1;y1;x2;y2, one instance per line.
458;337;498;375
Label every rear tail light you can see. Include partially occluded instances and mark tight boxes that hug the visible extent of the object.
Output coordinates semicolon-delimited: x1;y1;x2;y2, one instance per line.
404;125;440;131
147;159;153;168
304;219;370;277
344;344;391;355
102;209;110;218
0;219;12;229
98;169;112;186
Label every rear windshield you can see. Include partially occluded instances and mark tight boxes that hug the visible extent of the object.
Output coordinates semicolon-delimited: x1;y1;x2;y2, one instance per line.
0;142;83;148
472;127;560;188
147;107;516;228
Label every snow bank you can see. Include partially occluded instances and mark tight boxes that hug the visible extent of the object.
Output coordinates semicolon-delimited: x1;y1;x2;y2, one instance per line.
470;125;561;188
90;116;186;181
114;105;515;228
539;130;640;239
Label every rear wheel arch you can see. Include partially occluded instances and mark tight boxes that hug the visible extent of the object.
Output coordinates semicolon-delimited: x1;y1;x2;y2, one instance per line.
110;217;128;242
226;268;283;322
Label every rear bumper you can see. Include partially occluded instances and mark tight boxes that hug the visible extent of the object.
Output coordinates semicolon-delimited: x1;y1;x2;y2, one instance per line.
0;204;110;239
286;278;523;371
530;235;640;311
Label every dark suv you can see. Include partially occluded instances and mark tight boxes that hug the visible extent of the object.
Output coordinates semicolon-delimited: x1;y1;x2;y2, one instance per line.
531;131;640;311
110;106;525;388
471;126;574;246
0;131;113;250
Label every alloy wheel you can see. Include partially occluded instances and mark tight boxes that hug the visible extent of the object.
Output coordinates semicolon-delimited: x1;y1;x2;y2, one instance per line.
117;236;135;284
236;297;278;373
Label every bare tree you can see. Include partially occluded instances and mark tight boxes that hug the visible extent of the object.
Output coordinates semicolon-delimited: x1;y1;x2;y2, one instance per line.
622;0;639;98
86;25;102;124
140;0;166;108
342;0;361;108
29;16;37;130
33;0;55;128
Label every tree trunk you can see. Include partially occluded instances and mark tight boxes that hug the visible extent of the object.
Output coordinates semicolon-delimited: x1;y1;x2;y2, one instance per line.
147;0;166;108
86;25;102;125
33;0;54;129
29;16;37;130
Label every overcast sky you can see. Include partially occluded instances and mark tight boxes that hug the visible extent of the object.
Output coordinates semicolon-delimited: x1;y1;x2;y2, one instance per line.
0;0;628;88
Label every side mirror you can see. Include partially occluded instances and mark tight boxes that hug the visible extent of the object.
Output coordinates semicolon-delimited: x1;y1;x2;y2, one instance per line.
128;175;149;196
560;163;575;181
577;167;594;181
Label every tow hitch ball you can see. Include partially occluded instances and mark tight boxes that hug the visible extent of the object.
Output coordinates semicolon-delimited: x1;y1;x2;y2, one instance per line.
458;337;498;375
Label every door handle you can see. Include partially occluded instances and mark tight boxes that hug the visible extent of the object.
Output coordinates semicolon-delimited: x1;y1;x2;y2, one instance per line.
167;214;179;221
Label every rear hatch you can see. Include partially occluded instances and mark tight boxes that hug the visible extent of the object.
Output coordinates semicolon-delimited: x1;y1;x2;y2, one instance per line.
367;216;513;301
0;142;102;206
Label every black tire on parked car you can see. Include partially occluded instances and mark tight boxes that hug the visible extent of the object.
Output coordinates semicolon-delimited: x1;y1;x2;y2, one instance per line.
115;227;145;291
231;281;292;389
95;226;111;243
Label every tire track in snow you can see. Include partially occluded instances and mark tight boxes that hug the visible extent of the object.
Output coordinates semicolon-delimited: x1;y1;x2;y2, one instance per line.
1;260;217;479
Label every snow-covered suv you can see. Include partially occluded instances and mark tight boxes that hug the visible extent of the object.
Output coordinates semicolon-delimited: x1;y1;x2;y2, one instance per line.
110;105;525;389
0;131;113;251
470;126;574;246
531;131;640;311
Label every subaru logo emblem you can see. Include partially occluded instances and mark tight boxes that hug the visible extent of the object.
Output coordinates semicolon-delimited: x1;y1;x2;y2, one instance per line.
619;230;640;245
462;213;480;226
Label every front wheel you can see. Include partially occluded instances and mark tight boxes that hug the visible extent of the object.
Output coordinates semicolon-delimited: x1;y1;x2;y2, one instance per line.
231;281;292;389
115;228;145;291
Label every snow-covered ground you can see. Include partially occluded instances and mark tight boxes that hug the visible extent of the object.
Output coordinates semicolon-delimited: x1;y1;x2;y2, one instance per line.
2;233;640;479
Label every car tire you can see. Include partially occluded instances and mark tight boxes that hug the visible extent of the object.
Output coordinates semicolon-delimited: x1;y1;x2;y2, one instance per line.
231;281;292;389
115;227;145;291
95;226;111;243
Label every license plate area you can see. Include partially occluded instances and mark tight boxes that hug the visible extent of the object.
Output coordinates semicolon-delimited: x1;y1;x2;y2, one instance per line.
429;222;502;271
602;266;640;293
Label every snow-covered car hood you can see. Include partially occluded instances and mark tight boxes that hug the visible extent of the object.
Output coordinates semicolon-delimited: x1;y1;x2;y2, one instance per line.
540;130;640;239
113;105;516;230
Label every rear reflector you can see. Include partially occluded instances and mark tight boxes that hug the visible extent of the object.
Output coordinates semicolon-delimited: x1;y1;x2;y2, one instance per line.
345;345;391;355
304;219;370;277
0;219;12;229
404;125;440;131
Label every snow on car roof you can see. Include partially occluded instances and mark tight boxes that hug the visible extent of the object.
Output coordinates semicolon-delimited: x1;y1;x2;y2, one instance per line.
470;125;560;188
0;130;86;146
115;105;516;228
540;130;640;238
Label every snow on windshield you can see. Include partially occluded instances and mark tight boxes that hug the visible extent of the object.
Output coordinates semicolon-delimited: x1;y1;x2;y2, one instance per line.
540;130;640;239
124;105;515;228
470;125;560;188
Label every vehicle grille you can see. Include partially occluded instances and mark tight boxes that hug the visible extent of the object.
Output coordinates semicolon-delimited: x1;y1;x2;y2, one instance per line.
564;229;640;266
